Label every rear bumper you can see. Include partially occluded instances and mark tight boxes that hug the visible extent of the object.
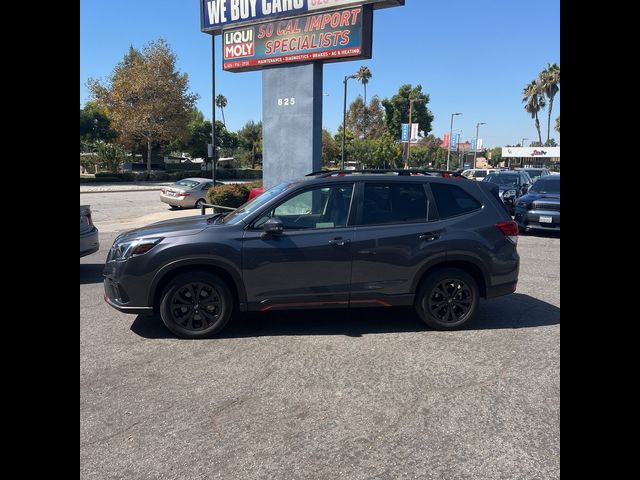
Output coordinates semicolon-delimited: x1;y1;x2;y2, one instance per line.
486;281;518;299
160;193;197;207
80;227;99;257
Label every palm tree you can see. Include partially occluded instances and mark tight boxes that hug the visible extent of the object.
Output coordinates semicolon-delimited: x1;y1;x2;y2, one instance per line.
538;63;560;145
555;116;560;134
215;94;227;127
356;66;372;137
356;66;372;105
522;80;546;145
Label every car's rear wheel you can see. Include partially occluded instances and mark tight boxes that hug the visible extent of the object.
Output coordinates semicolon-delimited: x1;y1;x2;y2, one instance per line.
160;272;233;339
195;198;205;209
415;268;479;330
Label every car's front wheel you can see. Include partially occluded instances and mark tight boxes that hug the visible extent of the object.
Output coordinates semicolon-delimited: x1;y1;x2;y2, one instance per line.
159;272;233;339
415;268;479;330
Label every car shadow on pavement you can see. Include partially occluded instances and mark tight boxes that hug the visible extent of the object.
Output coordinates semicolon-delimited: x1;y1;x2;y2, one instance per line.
130;293;559;339
80;264;105;285
521;230;560;239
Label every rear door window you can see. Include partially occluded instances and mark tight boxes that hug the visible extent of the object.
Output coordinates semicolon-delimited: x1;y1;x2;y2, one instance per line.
360;183;429;225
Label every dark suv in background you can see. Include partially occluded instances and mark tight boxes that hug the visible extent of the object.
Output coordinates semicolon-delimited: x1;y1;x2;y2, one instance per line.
482;170;533;214
104;170;520;338
514;175;560;231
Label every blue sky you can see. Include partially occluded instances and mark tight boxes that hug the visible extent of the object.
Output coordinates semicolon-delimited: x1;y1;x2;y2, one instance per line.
80;0;560;148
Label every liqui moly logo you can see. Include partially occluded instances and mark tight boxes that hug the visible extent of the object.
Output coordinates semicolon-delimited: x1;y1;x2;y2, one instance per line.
224;28;255;58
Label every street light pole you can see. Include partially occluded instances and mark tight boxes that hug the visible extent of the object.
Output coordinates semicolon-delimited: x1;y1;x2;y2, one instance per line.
210;35;216;183
341;74;357;170
447;112;462;171
473;122;486;169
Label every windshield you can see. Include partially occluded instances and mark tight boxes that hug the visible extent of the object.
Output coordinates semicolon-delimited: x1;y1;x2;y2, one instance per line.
530;179;560;194
174;180;200;189
222;182;291;225
524;169;544;179
484;173;520;186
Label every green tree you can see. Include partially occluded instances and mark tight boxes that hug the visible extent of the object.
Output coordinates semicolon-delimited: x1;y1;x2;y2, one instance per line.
555;116;560;134
322;129;340;167
538;63;560;146
215;94;228;126
356;66;372;106
342;95;386;140
238;121;262;169
80;102;117;147
95;141;126;173
87;39;198;173
488;147;502;167
372;133;402;168
522;80;546;145
382;85;434;141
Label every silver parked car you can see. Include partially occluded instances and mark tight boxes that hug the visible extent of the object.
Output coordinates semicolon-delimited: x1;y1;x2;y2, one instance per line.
80;205;99;257
160;178;224;209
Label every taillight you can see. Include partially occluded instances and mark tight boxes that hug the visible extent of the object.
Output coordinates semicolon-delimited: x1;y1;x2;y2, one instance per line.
177;192;191;197
496;221;518;244
87;214;93;226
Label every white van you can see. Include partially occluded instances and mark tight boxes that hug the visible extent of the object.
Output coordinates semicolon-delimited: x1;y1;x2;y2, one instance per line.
461;168;504;181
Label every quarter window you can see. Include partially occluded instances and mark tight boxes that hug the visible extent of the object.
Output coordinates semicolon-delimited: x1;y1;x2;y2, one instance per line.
430;183;482;218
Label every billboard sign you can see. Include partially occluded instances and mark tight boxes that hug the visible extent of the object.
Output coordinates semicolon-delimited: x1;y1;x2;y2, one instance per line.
501;147;560;158
223;6;372;71
202;0;405;34
410;123;419;144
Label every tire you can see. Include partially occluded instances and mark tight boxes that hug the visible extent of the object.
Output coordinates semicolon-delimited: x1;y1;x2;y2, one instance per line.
159;272;233;339
195;198;205;209
415;268;479;330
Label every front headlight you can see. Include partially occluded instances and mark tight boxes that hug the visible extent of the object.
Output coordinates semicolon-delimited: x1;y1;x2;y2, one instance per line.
110;237;163;261
503;189;517;198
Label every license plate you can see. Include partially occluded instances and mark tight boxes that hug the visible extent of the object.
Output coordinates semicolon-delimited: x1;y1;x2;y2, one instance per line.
539;216;553;223
166;191;175;196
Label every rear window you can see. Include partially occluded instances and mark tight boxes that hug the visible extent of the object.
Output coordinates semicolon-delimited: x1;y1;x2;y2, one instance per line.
174;180;200;189
430;183;482;218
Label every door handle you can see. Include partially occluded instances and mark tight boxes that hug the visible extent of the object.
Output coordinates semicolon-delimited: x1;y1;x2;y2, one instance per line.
419;232;440;241
329;238;351;247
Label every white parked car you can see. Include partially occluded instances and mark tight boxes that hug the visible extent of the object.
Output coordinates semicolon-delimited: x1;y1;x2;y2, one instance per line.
461;168;504;181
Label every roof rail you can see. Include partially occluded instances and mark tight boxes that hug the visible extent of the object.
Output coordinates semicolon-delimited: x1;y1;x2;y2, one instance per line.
306;169;463;178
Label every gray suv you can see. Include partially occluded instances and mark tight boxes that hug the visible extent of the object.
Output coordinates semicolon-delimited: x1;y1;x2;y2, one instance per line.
104;170;520;338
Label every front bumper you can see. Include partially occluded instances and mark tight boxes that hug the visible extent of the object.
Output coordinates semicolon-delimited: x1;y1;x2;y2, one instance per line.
515;209;560;231
103;278;154;315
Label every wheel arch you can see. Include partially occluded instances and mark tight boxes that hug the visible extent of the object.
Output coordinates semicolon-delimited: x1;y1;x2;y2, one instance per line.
149;258;247;313
412;256;489;299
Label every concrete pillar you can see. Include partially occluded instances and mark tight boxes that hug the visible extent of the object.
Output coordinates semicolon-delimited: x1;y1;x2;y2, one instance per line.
262;62;323;190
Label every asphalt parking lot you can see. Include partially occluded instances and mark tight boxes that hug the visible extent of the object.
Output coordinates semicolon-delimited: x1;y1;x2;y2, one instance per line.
80;191;559;480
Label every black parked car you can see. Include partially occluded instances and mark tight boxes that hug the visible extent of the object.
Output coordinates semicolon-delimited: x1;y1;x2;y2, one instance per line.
514;175;560;231
482;171;533;214
104;170;520;338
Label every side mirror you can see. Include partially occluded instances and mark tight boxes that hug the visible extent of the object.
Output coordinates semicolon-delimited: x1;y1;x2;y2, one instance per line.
261;217;284;238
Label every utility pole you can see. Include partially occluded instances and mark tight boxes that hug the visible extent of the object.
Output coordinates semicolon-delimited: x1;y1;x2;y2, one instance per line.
473;122;486;169
447;112;462;171
341;74;357;170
